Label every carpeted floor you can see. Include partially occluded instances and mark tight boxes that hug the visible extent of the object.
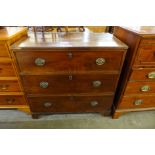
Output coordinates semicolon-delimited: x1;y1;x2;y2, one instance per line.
0;110;155;129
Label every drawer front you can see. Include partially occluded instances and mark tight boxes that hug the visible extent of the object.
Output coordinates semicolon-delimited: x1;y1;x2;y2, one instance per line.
118;95;155;109
0;43;10;57
0;95;26;106
28;95;113;113
135;45;155;66
130;68;155;81
15;50;124;73
0;59;16;76
140;39;155;44
22;74;118;94
0;80;21;92
124;81;155;95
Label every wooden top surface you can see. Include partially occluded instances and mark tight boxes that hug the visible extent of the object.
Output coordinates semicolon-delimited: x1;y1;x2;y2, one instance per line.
0;27;27;41
120;26;155;37
11;31;128;50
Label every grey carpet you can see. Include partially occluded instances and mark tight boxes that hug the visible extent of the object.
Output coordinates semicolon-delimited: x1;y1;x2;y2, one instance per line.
0;110;155;129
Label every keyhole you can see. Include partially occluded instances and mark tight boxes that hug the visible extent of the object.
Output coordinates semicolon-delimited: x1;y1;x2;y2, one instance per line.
67;52;73;59
69;75;73;80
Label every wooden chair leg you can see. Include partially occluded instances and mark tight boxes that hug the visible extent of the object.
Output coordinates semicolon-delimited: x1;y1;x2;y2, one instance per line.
57;27;62;32
33;27;36;33
64;26;68;32
79;26;85;32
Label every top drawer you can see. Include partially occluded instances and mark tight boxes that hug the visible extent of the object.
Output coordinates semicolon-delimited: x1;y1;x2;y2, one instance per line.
14;50;124;74
130;68;155;81
140;39;155;45
134;44;155;66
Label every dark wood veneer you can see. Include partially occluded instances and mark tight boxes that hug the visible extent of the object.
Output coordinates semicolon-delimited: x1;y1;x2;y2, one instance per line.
21;73;118;94
113;26;155;118
11;31;127;118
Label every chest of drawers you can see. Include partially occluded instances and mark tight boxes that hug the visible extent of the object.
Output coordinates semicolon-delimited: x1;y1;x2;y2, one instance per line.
0;27;29;112
113;26;155;118
11;32;127;118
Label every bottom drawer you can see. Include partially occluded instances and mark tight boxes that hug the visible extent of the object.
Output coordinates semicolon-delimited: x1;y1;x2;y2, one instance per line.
118;95;155;109
0;95;27;106
28;95;113;113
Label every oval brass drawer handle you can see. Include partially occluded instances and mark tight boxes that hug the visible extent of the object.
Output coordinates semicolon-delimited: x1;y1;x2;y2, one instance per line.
90;101;99;107
134;99;143;106
40;81;49;88
6;98;15;104
0;84;9;90
148;72;155;79
96;58;106;65
35;58;46;66
140;85;150;92
44;102;52;108
92;80;102;87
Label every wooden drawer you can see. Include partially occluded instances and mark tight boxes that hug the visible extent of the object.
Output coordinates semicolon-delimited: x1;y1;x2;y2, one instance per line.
15;50;124;74
118;95;155;109
130;68;155;81
134;45;155;66
0;79;21;92
124;81;155;95
0;43;10;57
21;73;118;94
28;95;113;113
140;39;155;45
0;58;16;76
0;95;26;106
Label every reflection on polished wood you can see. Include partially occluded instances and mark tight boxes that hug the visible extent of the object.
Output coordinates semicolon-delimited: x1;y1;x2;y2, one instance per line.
0;27;28;40
12;31;128;49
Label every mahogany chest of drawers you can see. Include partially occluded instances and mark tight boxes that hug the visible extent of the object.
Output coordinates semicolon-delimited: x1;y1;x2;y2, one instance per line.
113;26;155;118
0;27;29;112
11;32;127;118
